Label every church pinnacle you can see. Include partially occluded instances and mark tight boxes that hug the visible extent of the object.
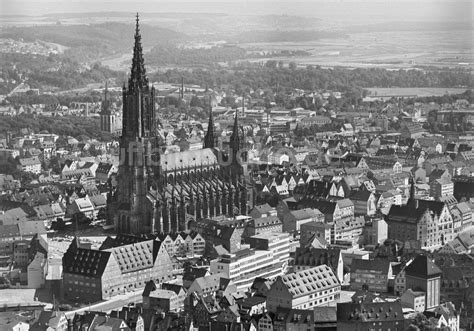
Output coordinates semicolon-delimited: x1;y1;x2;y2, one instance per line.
229;110;241;151
101;80;110;115
128;13;148;90
204;96;218;148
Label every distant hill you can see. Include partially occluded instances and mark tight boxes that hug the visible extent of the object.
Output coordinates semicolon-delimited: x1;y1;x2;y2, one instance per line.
0;22;188;59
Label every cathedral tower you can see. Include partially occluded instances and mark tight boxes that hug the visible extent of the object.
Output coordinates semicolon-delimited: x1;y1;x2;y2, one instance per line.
100;81;116;133
114;14;159;234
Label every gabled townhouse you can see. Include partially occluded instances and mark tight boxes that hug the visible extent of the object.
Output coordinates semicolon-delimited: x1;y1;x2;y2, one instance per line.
350;190;377;216
386;199;455;249
423;155;452;176
350;259;393;293
426;302;460;331
365;156;403;173
450;201;472;231
430;177;454;199
95;162;118;183
191;294;224;328
238;296;266;316
66;196;95;219
299;221;332;248
157;232;205;257
187;274;237;298
339;175;360;197
377;189;403;215
142;280;186;312
248;204;276;219
401;289;426;312
30;311;68;331
17;157;42;174
33;203;65;224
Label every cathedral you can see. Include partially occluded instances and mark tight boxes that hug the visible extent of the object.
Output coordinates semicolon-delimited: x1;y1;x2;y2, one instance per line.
110;14;253;235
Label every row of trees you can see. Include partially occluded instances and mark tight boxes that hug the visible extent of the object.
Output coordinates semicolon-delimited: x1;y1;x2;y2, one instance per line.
0;114;111;141
151;64;472;97
5;89;122;107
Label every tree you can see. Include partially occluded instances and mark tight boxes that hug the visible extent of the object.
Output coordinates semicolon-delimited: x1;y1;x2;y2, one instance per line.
51;218;66;231
265;60;278;69
299;97;310;109
289;62;297;70
189;95;202;108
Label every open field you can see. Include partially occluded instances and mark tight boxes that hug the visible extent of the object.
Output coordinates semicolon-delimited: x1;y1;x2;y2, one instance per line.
366;87;471;97
241;30;473;70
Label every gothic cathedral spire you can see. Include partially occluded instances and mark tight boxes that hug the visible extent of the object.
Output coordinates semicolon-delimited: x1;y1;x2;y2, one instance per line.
114;13;158;234
128;13;148;91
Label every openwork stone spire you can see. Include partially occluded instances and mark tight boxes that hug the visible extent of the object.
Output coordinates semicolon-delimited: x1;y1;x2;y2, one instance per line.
128;13;148;90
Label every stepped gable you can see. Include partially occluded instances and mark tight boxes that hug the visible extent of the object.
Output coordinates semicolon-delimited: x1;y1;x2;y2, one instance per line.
387;199;446;223
415;199;445;216
99;233;150;250
405;255;442;278
305;180;331;198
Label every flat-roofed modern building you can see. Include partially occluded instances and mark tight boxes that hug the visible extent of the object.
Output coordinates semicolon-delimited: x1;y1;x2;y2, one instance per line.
210;232;290;291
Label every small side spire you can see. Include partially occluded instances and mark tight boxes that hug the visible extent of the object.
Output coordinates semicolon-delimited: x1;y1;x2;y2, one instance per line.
229;110;241;151
204;95;217;149
102;80;110;114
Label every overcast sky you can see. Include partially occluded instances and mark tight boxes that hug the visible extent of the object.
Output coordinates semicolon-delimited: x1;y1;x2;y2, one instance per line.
1;0;472;21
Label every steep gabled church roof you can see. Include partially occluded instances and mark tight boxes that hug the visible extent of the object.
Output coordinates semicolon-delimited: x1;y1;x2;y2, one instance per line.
405;255;442;279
